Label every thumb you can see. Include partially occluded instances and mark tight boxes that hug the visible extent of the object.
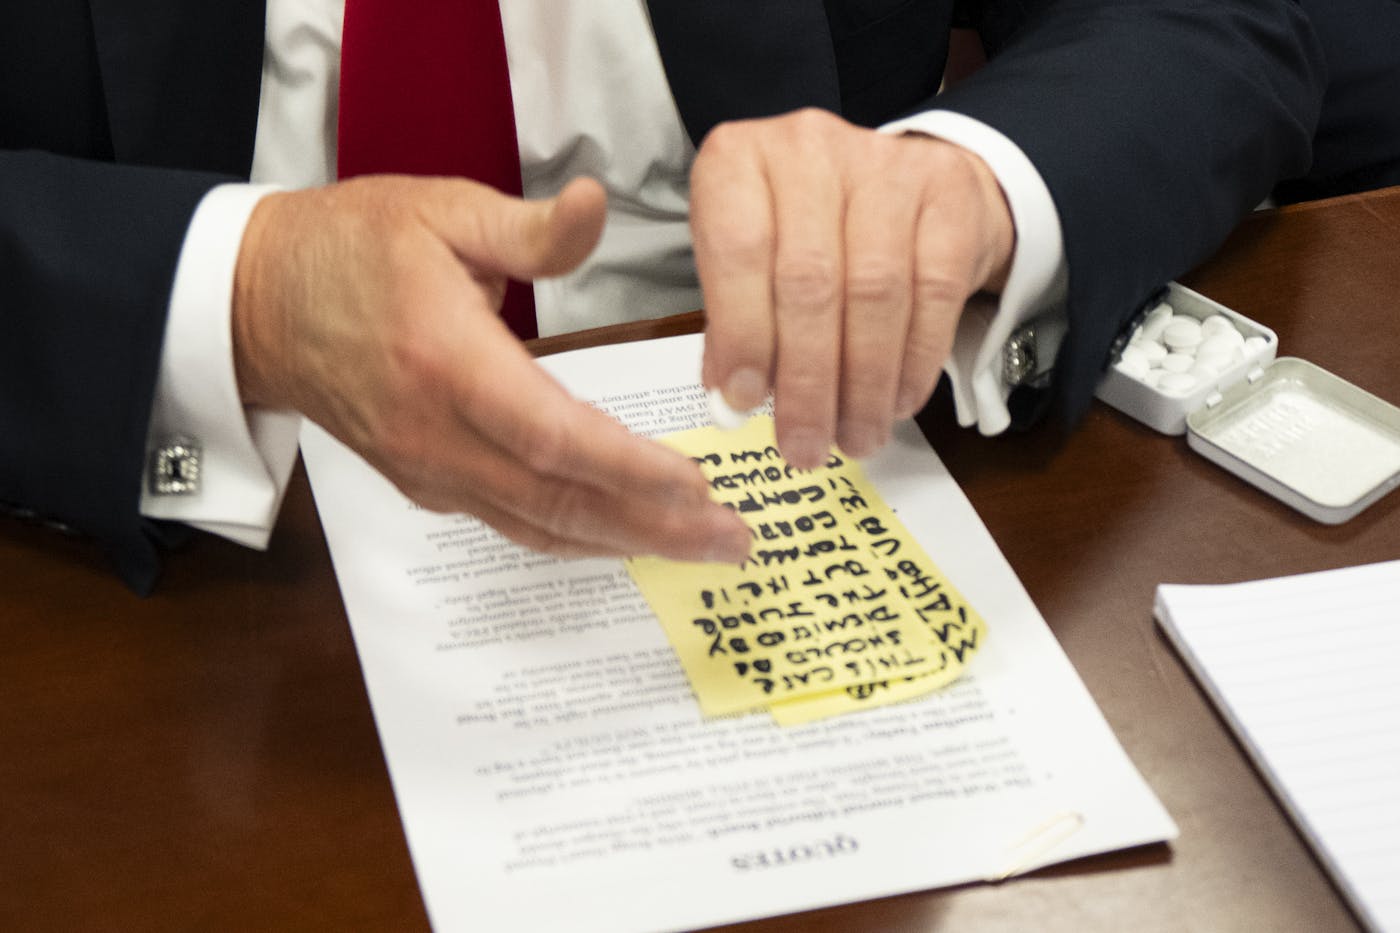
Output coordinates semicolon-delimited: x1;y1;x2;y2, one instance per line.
429;176;607;281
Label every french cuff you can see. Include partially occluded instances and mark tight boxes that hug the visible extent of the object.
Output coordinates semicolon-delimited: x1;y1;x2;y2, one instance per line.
140;183;301;549
880;109;1068;435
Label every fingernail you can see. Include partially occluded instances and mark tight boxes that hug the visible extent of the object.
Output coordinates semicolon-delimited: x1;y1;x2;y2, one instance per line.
839;423;881;459
894;385;928;419
783;431;828;470
893;387;919;418
707;388;750;431
723;368;768;412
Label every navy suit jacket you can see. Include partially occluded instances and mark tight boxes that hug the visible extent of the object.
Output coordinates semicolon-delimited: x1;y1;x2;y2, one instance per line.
0;1;1340;590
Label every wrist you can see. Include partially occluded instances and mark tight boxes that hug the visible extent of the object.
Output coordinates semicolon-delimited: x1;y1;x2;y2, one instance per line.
952;142;1016;294
232;191;292;410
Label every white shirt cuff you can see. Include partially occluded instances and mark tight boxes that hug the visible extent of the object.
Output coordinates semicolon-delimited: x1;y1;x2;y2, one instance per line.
140;183;302;548
881;109;1068;435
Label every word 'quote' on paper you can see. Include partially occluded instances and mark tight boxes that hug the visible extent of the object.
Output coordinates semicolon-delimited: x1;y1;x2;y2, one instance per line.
626;416;985;726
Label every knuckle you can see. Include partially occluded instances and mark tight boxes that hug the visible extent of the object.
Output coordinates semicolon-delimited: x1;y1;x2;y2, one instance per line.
361;192;418;242
403;485;456;516
791;107;837;136
911;267;970;308
518;417;572;476
653;509;704;554
946;145;987;185
530;481;592;539
774;251;840;311
777;364;835;414
374;425;418;472
696;120;750;165
353;356;415;443
867;130;904;162
914;137;967;175
845;259;906;309
380;451;435;507
386;331;453;409
498;521;570;556
701;213;772;269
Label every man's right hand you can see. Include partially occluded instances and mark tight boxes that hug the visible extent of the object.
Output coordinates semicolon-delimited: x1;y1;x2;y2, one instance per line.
231;175;751;563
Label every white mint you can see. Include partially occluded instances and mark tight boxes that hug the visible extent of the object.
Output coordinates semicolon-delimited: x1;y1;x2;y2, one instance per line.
1115;355;1151;379
1192;357;1226;378
1120;344;1151;368
1140;303;1175;342
1163;317;1204;351
707;388;752;431
1132;338;1168;363
1195;349;1239;376
1198;333;1243;357
1158;371;1198;394
1200;315;1237;339
1161;352;1195;373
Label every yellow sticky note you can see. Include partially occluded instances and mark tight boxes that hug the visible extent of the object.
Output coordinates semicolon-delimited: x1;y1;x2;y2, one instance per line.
767;621;980;726
626;416;985;720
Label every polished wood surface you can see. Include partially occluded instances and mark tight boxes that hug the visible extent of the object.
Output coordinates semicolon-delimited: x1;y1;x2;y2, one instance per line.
5;188;1398;931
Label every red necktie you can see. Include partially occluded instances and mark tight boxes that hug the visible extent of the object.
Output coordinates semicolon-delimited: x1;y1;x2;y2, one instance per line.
338;0;538;340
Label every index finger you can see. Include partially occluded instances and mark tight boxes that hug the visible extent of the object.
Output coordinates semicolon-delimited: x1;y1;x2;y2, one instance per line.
691;123;776;413
454;320;714;507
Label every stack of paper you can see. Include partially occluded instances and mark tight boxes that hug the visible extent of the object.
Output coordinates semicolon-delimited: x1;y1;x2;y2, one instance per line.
1156;562;1400;933
304;333;1176;933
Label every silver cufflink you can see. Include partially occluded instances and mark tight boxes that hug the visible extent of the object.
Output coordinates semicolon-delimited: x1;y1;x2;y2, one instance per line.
1002;324;1039;387
1002;312;1066;389
149;436;202;495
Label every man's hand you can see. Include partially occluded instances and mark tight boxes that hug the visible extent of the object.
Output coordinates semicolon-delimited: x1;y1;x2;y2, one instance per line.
691;109;1015;467
232;175;750;562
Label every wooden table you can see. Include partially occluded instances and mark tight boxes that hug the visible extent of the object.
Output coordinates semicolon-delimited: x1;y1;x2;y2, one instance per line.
4;188;1397;932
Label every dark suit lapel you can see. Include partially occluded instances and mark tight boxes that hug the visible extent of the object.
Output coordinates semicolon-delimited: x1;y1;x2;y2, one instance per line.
87;0;265;176
646;0;841;146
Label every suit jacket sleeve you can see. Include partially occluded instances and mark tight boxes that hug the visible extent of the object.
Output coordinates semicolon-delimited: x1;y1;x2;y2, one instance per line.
930;0;1325;423
2;0;262;591
0;151;237;592
1277;0;1400;202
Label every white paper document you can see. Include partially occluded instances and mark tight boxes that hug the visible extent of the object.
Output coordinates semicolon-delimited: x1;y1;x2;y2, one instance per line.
1156;563;1400;933
302;333;1175;933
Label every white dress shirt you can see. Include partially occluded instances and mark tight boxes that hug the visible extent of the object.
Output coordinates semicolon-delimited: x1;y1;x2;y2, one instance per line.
140;0;1066;547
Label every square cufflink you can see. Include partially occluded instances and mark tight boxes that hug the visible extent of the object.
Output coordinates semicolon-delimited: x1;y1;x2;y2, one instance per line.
1002;313;1067;390
149;436;202;496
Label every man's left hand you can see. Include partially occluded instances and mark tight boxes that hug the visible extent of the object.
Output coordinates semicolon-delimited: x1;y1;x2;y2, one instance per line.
690;108;1015;466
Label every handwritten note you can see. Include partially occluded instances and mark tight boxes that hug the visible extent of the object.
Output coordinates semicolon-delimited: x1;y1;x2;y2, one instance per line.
627;416;985;722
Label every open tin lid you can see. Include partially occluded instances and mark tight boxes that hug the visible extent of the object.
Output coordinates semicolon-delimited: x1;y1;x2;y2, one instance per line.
1185;357;1400;524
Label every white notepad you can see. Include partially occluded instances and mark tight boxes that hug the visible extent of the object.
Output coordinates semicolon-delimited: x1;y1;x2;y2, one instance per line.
1155;562;1400;933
